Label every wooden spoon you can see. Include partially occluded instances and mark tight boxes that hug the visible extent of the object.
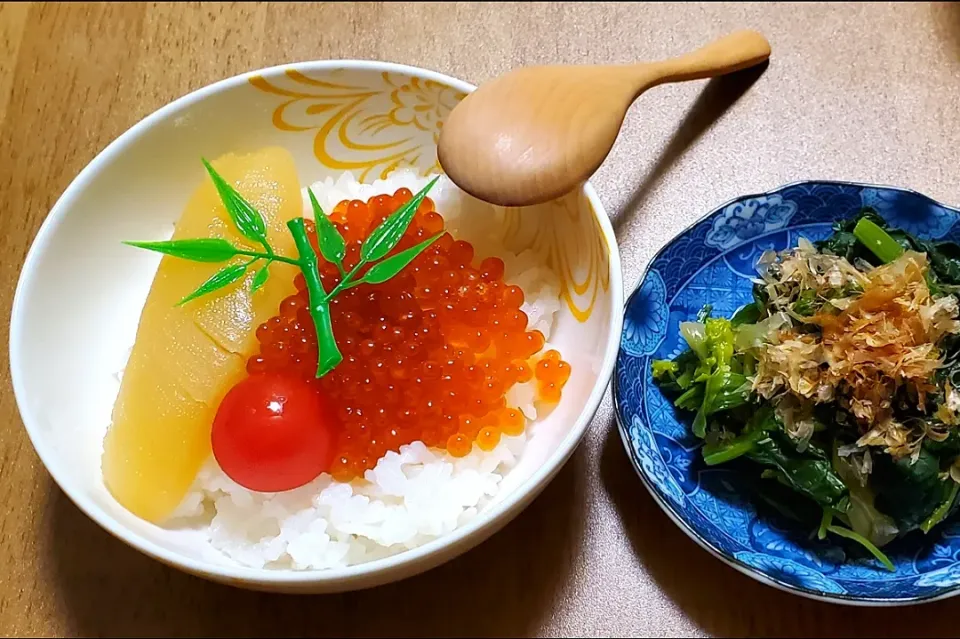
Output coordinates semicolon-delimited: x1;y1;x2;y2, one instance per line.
437;30;771;207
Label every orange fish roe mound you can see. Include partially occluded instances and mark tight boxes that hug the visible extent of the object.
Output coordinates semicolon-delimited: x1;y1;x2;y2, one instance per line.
248;189;572;480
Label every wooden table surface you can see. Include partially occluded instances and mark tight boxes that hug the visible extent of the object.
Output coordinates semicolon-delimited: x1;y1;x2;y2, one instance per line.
3;2;960;636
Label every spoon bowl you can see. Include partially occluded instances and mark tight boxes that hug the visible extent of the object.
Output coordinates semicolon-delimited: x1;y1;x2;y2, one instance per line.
438;30;771;207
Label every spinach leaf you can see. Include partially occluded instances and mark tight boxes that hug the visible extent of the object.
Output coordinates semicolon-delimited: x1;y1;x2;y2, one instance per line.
751;281;769;309
654;316;753;439
907;235;960;285
872;448;946;533
803;436;831;462
731;301;762;327
674;385;705;411
924;430;960;458
753;473;824;524
816;229;861;261
791;289;819;317
706;371;750;414
652;349;699;394
748;432;849;510
702;405;778;465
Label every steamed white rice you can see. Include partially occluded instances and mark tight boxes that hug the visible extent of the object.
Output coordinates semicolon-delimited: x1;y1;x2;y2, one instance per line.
168;170;563;570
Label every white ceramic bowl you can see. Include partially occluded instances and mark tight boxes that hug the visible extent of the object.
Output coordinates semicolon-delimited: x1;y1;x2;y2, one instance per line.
10;60;623;593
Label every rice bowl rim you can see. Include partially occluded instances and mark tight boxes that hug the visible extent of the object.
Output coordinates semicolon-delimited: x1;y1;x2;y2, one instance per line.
10;59;624;590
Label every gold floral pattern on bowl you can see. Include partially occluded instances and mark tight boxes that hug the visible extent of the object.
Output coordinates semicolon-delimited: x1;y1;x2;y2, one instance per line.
250;70;465;181
250;68;608;324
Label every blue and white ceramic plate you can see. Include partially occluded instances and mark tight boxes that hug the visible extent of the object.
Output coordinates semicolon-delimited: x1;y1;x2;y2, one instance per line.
615;181;960;606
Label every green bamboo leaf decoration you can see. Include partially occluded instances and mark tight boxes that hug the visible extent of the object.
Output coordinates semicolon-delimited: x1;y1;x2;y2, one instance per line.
360;234;441;285
360;177;438;263
287;218;343;376
250;263;270;293
177;262;249;306
307;188;346;269
202;159;270;252
127;158;445;379
123;238;240;262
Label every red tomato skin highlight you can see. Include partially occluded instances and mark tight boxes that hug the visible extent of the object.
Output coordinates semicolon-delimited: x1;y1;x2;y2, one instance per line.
211;375;338;492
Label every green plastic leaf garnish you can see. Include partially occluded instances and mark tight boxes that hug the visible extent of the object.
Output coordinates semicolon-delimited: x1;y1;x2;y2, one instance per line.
360;234;441;285
202;158;270;252
287;217;343;376
360;177;438;263
250;263;270;293
127;160;440;379
123;238;239;262
177;262;249;306
307;188;346;270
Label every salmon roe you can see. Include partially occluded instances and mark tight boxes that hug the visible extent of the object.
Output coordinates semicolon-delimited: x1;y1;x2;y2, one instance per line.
247;189;571;480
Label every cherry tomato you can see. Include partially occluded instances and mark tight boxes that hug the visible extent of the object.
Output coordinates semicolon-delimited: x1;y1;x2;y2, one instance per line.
212;374;338;492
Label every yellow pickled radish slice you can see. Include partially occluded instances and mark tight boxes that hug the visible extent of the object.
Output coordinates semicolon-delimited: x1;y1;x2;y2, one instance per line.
103;147;302;523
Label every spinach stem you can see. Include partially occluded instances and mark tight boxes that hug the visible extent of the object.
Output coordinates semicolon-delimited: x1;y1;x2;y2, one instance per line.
827;524;895;572
921;481;960;534
853;218;904;264
287;218;343;377
817;509;833;540
702;431;761;466
674;385;702;409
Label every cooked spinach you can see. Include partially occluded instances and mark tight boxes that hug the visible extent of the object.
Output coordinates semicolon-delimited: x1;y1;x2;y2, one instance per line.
906;235;960;286
872;449;946;533
747;432;849;510
924;430;960;458
731;301;762;327
651;208;960;569
791;289;819;317
820;209;960;286
921;482;960;534
702;405;777;465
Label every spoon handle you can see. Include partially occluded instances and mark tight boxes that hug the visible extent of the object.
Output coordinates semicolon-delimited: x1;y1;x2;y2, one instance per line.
642;30;771;86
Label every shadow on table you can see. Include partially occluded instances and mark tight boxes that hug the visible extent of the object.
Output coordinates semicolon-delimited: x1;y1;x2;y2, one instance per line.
44;446;587;638
932;2;960;61
598;417;960;637
610;62;768;237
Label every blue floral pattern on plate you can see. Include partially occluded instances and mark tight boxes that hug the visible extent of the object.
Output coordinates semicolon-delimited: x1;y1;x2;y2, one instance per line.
622;269;668;356
614;181;960;605
627;414;686;507
705;194;797;250
915;564;960;589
